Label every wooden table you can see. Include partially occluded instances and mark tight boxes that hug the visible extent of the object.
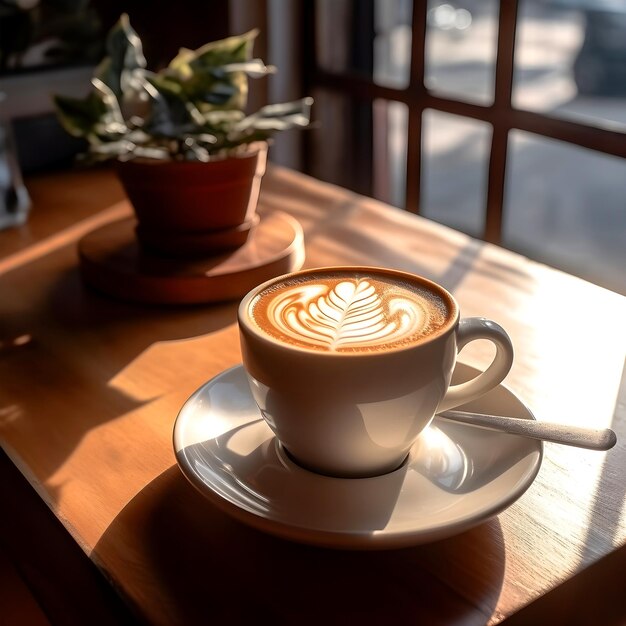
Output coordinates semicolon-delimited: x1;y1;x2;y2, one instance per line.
1;165;625;625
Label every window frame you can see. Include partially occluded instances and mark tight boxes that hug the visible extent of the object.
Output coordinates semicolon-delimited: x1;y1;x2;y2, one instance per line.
301;0;626;244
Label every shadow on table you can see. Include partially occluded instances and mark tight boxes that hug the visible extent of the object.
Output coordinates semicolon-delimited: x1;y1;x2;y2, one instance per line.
95;465;506;626
290;195;529;298
0;259;238;488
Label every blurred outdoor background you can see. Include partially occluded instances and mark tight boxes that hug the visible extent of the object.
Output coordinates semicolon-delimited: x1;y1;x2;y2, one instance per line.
1;0;625;294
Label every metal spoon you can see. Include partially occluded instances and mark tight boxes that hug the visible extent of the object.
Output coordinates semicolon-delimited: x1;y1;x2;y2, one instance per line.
437;409;617;451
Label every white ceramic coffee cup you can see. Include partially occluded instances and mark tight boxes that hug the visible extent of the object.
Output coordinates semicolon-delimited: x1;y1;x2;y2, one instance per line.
238;266;514;478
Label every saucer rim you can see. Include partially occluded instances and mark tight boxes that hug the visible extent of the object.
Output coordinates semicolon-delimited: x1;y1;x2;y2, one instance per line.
173;363;543;550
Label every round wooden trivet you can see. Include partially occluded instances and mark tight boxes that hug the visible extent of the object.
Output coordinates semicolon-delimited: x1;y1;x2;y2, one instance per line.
78;211;305;304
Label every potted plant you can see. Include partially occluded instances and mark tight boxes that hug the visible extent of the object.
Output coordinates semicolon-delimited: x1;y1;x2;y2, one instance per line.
54;14;313;256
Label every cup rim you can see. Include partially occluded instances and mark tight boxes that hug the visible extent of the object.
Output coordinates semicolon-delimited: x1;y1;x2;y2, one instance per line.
238;265;460;356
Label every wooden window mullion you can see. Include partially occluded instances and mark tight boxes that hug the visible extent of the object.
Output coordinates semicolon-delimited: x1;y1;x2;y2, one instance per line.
405;0;428;214
484;0;519;244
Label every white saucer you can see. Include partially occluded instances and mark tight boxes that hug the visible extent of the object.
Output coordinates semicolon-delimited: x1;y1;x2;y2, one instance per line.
173;364;542;550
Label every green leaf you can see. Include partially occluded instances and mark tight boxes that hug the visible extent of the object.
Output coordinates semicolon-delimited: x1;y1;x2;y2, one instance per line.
54;92;106;138
148;73;184;98
144;73;206;137
94;13;146;99
90;78;127;133
53;83;126;140
120;146;171;161
168;29;258;76
203;110;245;125
214;59;276;79
166;30;259;112
90;139;135;157
234;97;314;132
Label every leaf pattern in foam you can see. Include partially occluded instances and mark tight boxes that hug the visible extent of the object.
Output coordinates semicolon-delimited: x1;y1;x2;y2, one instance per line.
272;279;424;350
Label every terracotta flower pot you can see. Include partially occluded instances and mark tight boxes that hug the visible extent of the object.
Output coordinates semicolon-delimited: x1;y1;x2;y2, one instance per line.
115;142;267;257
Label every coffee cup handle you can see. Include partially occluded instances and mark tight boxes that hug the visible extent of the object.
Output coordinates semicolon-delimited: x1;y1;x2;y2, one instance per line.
437;317;514;413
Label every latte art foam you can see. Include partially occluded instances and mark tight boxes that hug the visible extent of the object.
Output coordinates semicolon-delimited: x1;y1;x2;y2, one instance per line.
249;272;452;352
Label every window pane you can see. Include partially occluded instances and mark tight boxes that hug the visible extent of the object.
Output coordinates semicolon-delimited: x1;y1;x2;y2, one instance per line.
374;0;413;88
503;131;626;295
425;0;499;104
420;109;491;237
513;0;626;133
